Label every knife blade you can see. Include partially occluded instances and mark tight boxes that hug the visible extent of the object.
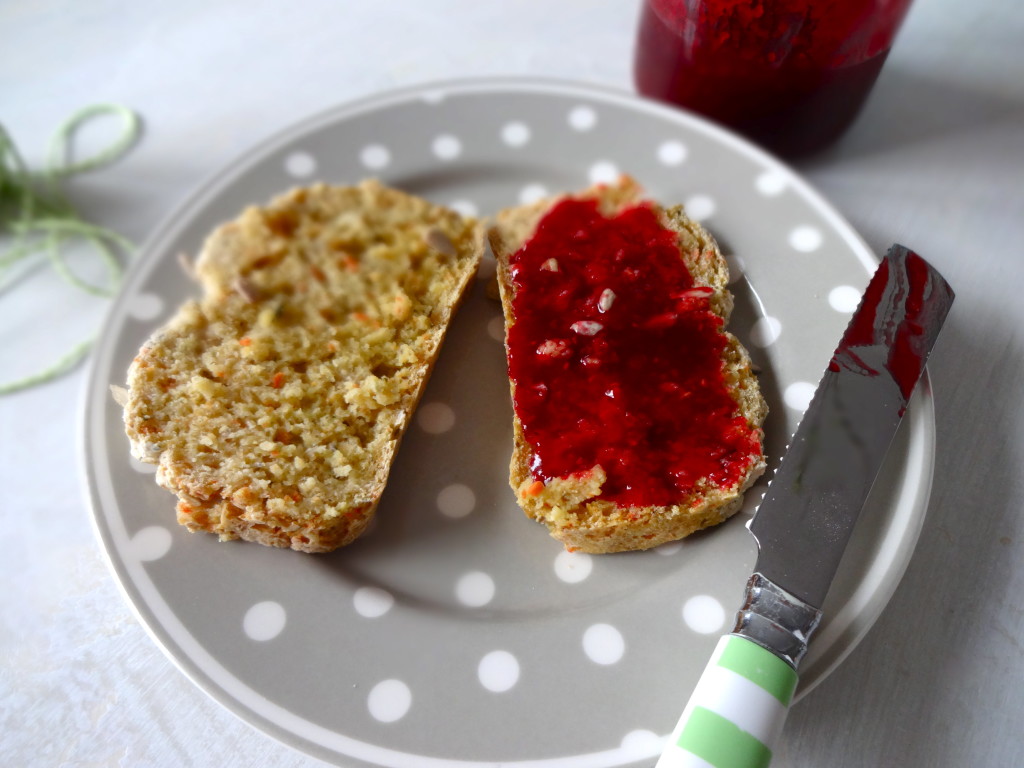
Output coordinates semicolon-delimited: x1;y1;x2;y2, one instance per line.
656;244;954;768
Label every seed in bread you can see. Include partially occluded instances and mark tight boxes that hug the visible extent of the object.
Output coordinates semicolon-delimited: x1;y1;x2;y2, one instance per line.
489;176;767;554
122;181;483;553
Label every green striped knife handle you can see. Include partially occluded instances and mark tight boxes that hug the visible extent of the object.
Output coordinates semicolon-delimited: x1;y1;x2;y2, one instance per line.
657;574;822;768
655;634;797;768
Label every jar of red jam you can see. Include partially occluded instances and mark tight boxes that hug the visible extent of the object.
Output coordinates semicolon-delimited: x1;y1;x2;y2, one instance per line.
634;0;915;157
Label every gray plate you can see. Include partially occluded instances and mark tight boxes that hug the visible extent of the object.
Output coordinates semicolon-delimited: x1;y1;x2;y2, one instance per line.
82;78;935;768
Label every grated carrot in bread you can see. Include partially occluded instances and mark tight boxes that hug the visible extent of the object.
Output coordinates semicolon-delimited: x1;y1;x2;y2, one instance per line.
122;181;483;552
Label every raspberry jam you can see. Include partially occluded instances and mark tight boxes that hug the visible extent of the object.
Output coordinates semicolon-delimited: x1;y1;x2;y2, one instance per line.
831;246;951;413
506;198;761;507
633;0;914;157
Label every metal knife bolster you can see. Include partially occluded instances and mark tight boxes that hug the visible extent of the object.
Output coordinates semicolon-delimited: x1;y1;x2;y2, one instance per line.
731;572;823;669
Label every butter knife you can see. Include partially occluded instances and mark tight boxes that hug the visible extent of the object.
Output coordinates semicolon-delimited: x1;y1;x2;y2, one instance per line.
656;244;955;768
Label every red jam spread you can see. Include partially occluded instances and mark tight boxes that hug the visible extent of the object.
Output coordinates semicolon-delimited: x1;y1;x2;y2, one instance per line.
506;198;761;507
830;248;945;413
634;0;914;157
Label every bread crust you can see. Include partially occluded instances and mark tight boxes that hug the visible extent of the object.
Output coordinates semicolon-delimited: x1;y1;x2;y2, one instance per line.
488;177;767;553
122;181;483;552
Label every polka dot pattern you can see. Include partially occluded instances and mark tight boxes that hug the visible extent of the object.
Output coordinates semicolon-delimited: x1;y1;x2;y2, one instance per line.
589;160;619;185
243;601;286;642
682;595;726;635
829;285;862;313
750;316;782;348
353;587;395;618
420;89;446;104
129;526;172;561
128;455;158;474
456;571;495;607
785;381;817;411
478;650;520;693
519;183;548;205
655;541;683;556
436;483;476;519
127;292;164;321
501;122;531;147
725;253;747;285
684;194;716;221
583;623;625;665
756;170;788;196
360;144;390;170
621;730;665;757
449;199;478;218
368;679;412;723
417;402;455;434
789;225;824;252
432;134;462;160
284;151;316;178
554;550;593;584
487;315;505;341
657;140;688;166
568;105;597;131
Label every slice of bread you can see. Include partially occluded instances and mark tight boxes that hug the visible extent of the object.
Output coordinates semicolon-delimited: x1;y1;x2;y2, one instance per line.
122;181;482;552
488;176;767;554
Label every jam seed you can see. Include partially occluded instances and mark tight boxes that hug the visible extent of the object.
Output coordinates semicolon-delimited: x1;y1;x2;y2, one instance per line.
571;321;603;336
537;339;571;357
598;288;616;312
643;312;677;330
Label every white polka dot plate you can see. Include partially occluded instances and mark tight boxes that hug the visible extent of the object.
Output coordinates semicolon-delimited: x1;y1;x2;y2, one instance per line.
82;78;936;768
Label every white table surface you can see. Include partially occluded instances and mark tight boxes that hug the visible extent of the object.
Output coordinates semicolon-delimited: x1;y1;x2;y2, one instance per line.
2;1;1022;766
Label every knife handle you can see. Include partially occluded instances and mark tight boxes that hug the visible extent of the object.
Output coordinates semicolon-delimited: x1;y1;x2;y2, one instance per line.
655;634;798;768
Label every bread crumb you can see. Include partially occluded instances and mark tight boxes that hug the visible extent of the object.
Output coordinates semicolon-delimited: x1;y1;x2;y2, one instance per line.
190;375;225;399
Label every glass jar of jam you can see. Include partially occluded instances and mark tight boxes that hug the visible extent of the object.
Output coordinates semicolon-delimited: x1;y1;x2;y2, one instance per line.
634;0;915;157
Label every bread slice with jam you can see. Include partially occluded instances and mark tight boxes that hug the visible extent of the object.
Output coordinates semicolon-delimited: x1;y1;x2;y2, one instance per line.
121;181;482;552
488;176;767;553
